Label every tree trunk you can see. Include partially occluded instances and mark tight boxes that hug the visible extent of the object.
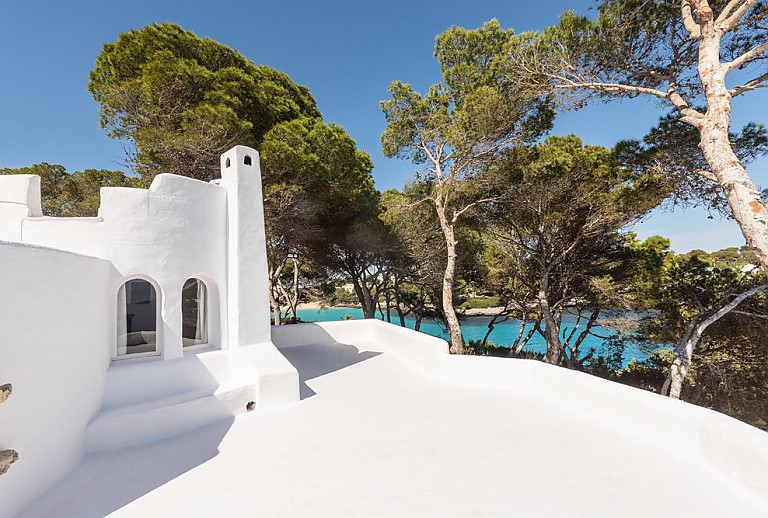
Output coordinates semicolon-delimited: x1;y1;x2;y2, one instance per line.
435;199;464;354
482;306;510;349
289;259;300;321
661;282;767;398
695;25;768;274
393;276;407;327
662;319;700;398
537;270;561;364
384;281;392;323
268;263;284;325
566;308;600;369
352;275;377;319
270;292;281;325
275;260;300;323
668;335;698;399
514;318;539;355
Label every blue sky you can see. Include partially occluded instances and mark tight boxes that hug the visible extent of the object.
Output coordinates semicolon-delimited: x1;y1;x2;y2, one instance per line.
1;0;766;252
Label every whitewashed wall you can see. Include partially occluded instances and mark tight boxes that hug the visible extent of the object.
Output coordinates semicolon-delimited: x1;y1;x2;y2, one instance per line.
0;175;42;241
0;146;292;516
19;173;229;360
0;241;113;517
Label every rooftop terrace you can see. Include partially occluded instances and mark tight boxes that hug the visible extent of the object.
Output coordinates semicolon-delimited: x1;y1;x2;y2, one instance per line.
20;321;768;517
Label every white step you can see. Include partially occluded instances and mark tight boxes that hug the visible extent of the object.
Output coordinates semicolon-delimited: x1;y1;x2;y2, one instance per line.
86;389;233;453
85;343;298;453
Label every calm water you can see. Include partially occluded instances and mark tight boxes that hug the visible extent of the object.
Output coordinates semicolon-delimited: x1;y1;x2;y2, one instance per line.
290;306;650;366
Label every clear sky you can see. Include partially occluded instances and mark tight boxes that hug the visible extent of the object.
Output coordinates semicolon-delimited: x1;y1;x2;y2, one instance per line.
1;0;766;252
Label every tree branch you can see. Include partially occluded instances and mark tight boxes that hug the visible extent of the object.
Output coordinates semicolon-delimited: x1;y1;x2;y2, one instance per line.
731;309;768;320
682;1;703;39
551;80;703;124
724;41;768;72
730;72;768;97
718;0;758;30
552;80;670;99
690;0;715;24
695;168;719;181
700;282;768;330
452;196;499;223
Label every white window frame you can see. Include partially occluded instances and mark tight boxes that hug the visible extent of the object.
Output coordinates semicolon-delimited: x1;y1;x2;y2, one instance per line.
113;275;162;361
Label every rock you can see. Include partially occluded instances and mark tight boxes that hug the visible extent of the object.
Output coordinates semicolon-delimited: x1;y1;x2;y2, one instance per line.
0;450;18;476
0;383;10;405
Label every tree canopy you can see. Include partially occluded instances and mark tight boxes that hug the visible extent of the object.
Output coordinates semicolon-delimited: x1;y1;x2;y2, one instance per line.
0;164;138;217
503;1;768;273
482;135;666;365
89;23;320;181
380;19;554;353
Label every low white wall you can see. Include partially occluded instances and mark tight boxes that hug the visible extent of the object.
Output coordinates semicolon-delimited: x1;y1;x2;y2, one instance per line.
272;320;768;508
0;241;113;517
0;175;42;242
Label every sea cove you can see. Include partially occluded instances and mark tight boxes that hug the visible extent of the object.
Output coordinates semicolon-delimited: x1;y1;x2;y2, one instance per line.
291;306;652;366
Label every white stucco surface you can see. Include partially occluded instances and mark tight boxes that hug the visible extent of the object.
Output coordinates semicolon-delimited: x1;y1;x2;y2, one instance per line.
19;321;768;517
0;242;113;516
0;147;298;516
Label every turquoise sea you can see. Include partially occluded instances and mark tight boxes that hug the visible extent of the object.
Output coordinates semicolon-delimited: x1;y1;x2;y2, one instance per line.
290;306;650;366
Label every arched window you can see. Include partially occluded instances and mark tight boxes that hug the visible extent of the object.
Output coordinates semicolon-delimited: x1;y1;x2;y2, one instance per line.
117;279;158;356
182;278;208;347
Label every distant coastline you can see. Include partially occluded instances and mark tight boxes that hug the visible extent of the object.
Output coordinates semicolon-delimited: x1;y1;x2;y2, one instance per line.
295;301;507;318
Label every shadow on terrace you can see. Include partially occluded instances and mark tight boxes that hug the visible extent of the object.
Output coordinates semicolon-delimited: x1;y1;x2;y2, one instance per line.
277;325;382;399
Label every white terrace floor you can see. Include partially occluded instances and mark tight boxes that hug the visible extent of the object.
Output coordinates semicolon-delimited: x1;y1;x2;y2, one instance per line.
21;339;768;517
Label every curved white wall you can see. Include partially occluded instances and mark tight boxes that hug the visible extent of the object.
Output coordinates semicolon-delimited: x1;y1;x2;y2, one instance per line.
0;241;114;517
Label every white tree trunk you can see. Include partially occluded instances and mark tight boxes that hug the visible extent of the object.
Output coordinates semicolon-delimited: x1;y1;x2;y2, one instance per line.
435;197;465;354
268;263;284;325
666;322;701;399
695;11;768;275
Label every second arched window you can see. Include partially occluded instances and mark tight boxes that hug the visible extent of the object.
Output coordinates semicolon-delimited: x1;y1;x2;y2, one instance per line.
182;278;208;347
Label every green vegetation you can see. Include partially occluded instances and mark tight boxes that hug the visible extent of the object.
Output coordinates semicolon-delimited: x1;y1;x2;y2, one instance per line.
89;23;319;181
459;297;501;310
0;163;138;217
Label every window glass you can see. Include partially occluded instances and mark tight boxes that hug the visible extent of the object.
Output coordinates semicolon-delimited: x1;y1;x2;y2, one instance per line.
182;278;208;347
117;279;157;355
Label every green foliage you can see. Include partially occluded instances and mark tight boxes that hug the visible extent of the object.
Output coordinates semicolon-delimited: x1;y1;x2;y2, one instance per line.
0;164;138;217
459;296;501;309
616;112;768;212
89;23;320;180
380;18;554;187
489;135;666;305
258;117;377;317
639;254;765;345
614;247;768;429
261;117;376;232
682;246;758;270
330;288;359;306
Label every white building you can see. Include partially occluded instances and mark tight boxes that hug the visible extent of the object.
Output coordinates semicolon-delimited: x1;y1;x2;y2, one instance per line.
1;147;767;517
